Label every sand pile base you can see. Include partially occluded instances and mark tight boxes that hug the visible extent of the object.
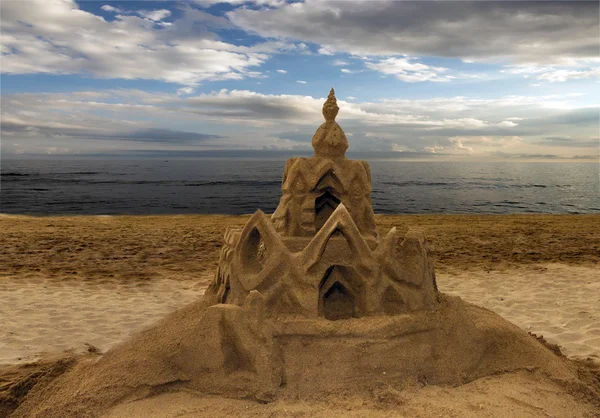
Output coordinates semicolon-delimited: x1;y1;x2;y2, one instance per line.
7;294;600;418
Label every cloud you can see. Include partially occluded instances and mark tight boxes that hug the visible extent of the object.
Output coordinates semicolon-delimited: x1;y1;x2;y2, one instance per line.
333;60;348;66
228;1;599;65
318;47;334;56
340;69;352;74
194;0;285;7
534;136;599;147
505;64;600;82
177;87;195;96
137;9;172;22
1;119;221;144
296;80;307;84
0;0;282;85
276;69;287;73
101;5;122;13
365;57;451;82
2;89;597;157
538;68;600;83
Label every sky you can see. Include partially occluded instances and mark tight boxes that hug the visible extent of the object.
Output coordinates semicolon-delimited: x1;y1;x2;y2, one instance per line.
1;0;599;160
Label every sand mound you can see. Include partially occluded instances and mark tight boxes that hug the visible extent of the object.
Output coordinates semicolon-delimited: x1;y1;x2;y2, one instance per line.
8;294;599;418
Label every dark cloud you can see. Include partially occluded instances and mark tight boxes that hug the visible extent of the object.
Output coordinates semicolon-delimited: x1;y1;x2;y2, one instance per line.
543;136;573;142
229;1;599;64
572;154;600;159
276;131;312;142
109;129;223;143
0;121;222;144
534;138;599;147
491;151;561;159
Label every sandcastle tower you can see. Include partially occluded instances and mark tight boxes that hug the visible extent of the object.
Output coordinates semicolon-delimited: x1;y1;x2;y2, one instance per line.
207;89;438;320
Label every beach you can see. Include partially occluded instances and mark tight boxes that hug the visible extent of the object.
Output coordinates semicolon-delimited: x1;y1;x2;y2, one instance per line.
1;213;599;416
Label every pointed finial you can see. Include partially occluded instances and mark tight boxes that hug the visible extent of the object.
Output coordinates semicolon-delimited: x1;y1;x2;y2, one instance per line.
322;87;339;122
312;87;348;158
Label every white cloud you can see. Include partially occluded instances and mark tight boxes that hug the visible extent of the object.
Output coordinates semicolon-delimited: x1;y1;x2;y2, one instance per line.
296;80;307;84
424;146;445;153
538;68;600;83
276;69;287;74
101;5;122;13
504;63;600;83
340;69;352;74
137;9;171;22
365;57;451;83
318;47;334;56
0;0;282;86
448;135;524;153
333;60;348;66
194;0;285;6
177;87;195;96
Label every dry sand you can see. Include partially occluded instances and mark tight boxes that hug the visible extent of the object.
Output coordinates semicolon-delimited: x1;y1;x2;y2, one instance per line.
1;214;599;417
1;265;598;366
104;371;596;418
441;264;600;362
0;276;210;364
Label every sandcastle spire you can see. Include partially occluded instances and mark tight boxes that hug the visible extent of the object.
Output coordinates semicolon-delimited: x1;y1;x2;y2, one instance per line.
323;88;339;121
312;87;348;158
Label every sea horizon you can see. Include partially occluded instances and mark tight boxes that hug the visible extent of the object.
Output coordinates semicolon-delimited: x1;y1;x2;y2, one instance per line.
2;158;598;216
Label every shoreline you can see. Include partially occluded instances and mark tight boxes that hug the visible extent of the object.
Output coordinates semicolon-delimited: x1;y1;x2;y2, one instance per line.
3;212;599;218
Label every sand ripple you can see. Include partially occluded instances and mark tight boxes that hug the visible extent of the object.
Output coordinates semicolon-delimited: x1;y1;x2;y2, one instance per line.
438;263;600;362
0;277;209;364
1;263;598;365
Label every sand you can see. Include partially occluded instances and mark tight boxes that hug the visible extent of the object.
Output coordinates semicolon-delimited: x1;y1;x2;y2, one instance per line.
2;213;598;281
104;371;596;418
0;276;210;364
1;265;598;366
1;214;599;417
441;264;600;362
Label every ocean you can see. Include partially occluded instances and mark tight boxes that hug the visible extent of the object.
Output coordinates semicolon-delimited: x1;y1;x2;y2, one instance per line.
1;159;599;215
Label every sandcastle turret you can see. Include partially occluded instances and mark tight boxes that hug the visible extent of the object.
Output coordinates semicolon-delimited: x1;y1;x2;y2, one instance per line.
207;89;438;320
312;88;348;158
271;88;378;238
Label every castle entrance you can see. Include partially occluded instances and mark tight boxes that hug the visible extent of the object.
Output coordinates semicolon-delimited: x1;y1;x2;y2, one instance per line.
318;265;364;320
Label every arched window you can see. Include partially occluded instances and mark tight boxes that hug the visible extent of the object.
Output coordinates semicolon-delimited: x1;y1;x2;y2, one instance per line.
315;191;340;231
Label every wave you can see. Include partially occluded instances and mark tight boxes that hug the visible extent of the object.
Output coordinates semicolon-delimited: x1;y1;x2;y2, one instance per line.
380;180;552;189
1;172;30;177
184;180;281;187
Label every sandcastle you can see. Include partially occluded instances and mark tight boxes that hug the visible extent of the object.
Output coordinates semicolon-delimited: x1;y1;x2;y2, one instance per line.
9;90;595;418
207;89;438;320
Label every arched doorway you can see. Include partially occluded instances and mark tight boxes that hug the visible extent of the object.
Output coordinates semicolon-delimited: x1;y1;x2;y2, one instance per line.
318;265;365;320
322;282;354;320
